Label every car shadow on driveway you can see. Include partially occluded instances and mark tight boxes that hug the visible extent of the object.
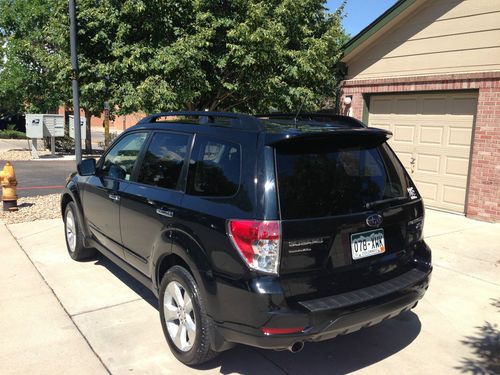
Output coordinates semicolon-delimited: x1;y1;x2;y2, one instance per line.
93;253;158;308
92;253;422;374
215;311;420;374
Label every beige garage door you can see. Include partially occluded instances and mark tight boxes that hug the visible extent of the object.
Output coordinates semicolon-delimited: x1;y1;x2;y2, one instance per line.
368;92;477;213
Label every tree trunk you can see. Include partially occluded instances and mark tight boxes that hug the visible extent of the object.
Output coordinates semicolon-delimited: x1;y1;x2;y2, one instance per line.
64;105;69;135
83;109;92;154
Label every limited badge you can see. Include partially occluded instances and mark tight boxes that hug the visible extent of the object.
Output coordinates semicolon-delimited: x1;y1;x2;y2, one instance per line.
407;187;418;200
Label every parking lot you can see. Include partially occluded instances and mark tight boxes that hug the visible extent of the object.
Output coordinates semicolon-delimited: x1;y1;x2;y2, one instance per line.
1;210;499;374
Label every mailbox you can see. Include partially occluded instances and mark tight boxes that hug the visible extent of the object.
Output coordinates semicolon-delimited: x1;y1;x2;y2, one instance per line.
25;114;45;139
25;114;65;158
25;114;65;138
44;115;65;137
69;115;87;140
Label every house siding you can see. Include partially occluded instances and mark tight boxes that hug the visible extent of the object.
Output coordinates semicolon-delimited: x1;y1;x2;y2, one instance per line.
345;0;500;80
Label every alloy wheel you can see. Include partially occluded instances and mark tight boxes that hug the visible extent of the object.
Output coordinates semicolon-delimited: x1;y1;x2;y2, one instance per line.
65;209;76;253
163;281;196;352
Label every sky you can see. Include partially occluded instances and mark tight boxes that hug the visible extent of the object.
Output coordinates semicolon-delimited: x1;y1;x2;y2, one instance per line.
326;0;398;37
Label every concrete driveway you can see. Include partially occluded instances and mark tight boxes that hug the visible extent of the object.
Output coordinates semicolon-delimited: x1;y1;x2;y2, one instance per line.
1;210;499;374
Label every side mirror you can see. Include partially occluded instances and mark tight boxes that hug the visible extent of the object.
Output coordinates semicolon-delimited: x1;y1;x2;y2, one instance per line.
77;158;96;176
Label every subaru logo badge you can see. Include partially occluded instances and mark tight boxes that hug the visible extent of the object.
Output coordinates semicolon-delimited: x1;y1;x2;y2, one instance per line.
366;214;383;228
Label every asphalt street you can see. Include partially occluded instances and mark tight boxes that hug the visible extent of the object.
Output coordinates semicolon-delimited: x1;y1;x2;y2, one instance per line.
0;160;76;197
0;136;105;197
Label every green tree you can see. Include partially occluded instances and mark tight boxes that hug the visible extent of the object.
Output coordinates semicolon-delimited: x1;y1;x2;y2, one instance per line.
0;0;66;115
113;0;348;113
0;0;114;151
0;0;347;133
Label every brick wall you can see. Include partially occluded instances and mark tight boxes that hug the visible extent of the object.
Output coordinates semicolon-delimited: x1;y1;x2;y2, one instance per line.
88;112;145;130
341;72;500;222
58;107;146;131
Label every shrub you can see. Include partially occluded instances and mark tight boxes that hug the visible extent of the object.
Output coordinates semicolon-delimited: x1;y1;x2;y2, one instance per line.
44;134;74;153
0;129;28;139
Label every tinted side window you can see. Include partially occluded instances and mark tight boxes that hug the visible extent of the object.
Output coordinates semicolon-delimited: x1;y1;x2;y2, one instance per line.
186;137;241;197
101;132;148;180
137;132;190;190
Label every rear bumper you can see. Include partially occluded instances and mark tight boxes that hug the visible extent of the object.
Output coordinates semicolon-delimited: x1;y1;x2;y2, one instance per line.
212;267;431;351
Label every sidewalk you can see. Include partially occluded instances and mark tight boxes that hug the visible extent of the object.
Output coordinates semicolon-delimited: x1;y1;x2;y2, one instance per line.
0;222;107;374
0;139;29;152
1;211;499;374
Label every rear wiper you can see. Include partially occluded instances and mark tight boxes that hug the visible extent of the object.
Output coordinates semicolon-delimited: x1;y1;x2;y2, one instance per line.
365;196;408;209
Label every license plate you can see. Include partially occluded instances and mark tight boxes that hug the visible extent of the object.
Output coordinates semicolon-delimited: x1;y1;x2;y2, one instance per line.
351;229;385;260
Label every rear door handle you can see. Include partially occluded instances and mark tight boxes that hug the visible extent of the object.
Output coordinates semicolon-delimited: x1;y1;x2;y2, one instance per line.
108;193;120;202
156;208;174;218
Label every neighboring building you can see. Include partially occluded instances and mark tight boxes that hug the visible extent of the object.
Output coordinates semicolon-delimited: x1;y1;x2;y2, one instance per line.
57;107;145;131
340;0;500;222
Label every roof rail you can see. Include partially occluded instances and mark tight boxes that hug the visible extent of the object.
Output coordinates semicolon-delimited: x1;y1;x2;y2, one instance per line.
137;111;263;130
255;112;366;128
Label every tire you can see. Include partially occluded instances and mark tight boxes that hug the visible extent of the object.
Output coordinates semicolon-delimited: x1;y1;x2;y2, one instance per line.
64;201;96;261
159;265;218;366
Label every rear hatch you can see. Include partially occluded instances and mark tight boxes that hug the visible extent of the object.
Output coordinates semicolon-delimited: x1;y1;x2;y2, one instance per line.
270;130;424;300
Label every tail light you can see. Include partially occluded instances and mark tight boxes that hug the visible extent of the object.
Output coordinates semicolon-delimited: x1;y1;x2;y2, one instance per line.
227;220;281;274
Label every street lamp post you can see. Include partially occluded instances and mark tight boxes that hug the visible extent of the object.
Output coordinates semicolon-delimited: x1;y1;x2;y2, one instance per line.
69;0;82;164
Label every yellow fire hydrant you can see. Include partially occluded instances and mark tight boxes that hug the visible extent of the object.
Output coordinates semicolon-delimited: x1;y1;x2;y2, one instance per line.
0;161;18;212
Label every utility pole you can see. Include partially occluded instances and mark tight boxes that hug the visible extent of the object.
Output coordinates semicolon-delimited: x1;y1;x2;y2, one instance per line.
69;0;82;163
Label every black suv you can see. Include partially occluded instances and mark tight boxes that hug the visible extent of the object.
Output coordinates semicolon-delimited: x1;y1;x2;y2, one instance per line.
61;111;431;365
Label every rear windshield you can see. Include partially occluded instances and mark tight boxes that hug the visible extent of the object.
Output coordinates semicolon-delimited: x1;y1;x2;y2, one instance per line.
275;143;410;219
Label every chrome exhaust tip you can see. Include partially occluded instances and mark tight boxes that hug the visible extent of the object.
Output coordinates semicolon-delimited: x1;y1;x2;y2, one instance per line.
288;341;304;353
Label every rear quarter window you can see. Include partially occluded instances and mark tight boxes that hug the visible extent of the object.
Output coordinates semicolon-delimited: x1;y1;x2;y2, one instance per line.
186;136;241;197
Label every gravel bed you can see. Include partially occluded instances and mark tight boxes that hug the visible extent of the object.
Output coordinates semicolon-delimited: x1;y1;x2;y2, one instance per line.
0;194;61;224
0;149;52;161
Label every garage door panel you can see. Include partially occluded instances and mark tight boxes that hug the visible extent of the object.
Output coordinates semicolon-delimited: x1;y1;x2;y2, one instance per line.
369;92;477;213
422;98;447;115
415;180;439;202
417;154;440;174
394;99;417;114
419;126;444;145
434;174;469;186
451;97;478;116
370;99;392;114
393;125;415;143
448;127;473;147
445;156;469;177
442;185;467;207
413;146;468;157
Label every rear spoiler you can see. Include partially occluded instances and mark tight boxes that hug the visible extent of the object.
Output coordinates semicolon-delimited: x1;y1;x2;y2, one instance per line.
266;127;393;147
